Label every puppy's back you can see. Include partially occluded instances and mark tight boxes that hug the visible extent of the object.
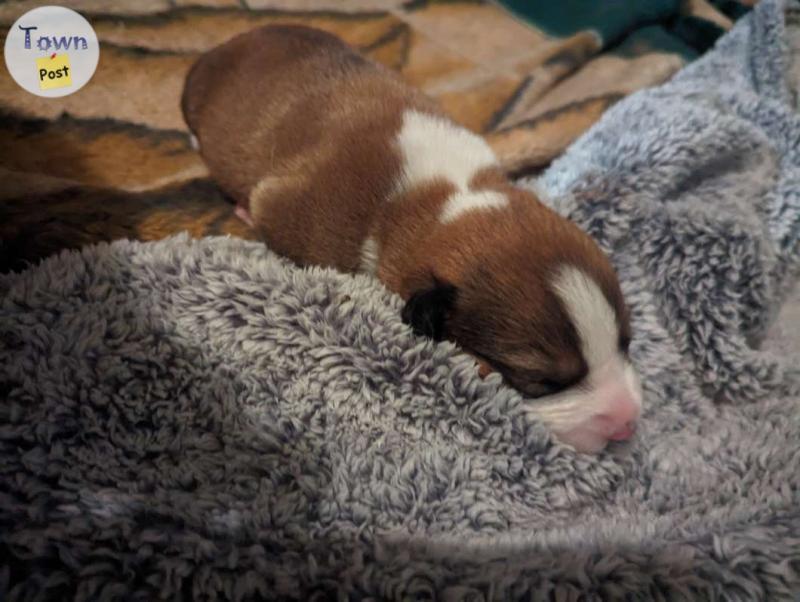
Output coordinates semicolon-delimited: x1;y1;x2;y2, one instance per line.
181;25;442;270
182;26;370;200
182;25;365;131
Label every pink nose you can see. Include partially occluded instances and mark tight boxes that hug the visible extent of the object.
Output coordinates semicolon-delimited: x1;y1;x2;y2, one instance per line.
595;397;640;441
607;422;636;441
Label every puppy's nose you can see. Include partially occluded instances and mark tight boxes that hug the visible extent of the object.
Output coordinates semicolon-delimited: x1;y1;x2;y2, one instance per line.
607;421;636;441
595;396;641;441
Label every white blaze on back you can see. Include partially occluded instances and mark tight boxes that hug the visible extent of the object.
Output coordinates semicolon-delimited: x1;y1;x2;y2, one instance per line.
440;191;508;224
359;110;509;274
394;110;497;190
393;110;509;223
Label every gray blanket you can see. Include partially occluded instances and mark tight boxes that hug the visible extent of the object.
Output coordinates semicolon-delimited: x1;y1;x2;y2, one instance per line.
2;0;799;599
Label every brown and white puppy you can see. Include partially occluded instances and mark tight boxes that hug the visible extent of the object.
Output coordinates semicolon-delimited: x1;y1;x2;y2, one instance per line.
181;25;642;453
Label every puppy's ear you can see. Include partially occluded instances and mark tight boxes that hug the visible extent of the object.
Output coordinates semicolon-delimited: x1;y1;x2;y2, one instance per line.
401;281;457;341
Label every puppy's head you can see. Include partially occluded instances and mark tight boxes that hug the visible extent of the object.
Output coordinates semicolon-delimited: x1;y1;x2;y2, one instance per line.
402;192;641;453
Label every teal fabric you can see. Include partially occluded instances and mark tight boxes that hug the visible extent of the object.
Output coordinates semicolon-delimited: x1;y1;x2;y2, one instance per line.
495;0;749;58
496;0;681;43
669;15;727;53
710;0;752;19
612;24;699;61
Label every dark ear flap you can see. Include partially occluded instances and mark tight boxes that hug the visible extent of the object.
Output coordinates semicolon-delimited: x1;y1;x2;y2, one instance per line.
401;281;457;341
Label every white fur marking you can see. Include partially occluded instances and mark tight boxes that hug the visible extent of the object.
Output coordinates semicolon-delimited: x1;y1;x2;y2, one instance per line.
440;190;508;223
552;265;618;370
395;111;497;190
524;356;643;453
521;266;644;453
359;236;380;276
393;110;507;222
189;133;199;151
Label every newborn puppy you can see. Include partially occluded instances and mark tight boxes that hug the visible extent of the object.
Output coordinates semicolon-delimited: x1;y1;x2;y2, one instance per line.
181;25;642;453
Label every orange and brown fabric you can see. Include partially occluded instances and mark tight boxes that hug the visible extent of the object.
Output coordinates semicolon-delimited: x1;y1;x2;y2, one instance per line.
0;0;751;272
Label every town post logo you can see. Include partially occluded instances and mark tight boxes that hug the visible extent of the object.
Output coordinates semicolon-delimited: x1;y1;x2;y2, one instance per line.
4;6;99;98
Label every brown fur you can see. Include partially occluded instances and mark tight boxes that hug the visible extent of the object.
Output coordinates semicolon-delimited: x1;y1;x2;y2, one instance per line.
375;170;629;394
181;25;630;398
182;25;441;272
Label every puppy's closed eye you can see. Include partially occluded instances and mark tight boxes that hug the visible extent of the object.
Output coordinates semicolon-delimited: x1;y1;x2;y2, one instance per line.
508;373;570;398
489;354;587;398
530;378;566;395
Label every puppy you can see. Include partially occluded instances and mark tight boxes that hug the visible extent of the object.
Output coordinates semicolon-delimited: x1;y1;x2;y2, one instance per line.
181;25;642;453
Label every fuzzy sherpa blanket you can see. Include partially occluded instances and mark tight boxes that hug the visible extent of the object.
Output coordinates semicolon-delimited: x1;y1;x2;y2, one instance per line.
2;0;800;599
